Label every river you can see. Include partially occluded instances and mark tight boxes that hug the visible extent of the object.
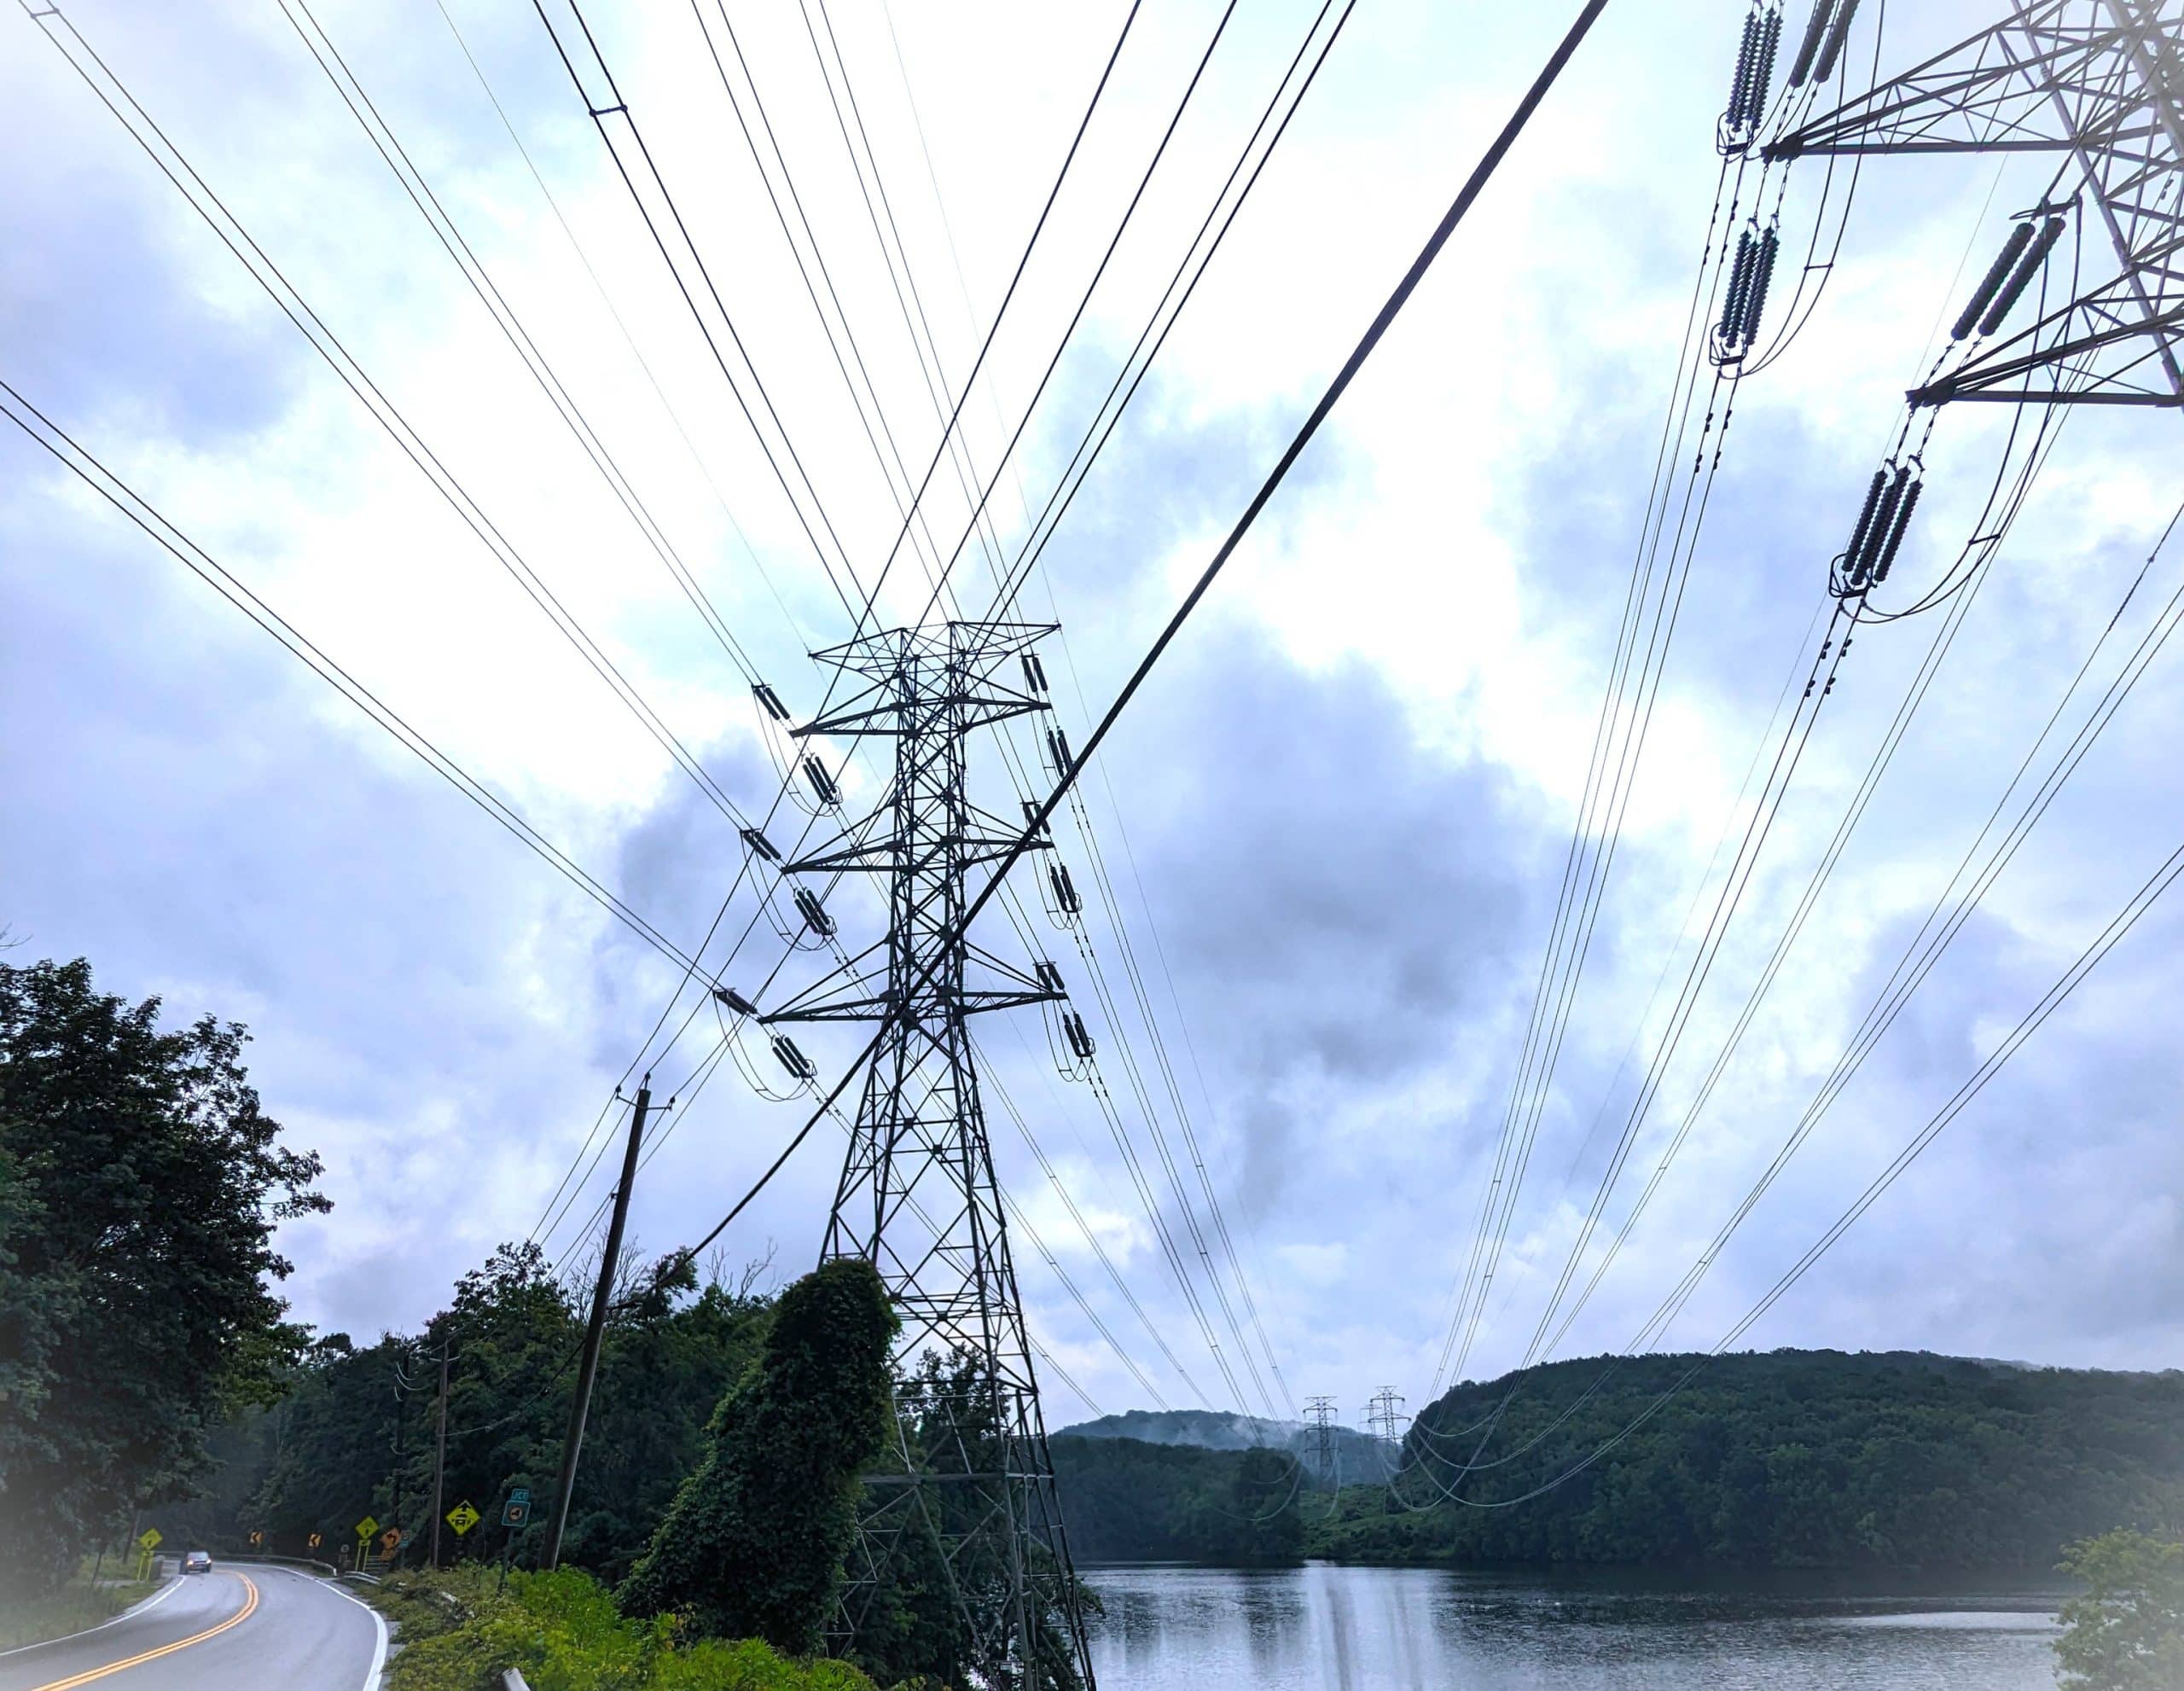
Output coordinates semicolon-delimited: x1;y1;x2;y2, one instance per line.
1083;1562;2065;1688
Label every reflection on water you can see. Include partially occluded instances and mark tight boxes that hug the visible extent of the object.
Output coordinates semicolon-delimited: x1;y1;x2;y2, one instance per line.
1084;1561;2064;1689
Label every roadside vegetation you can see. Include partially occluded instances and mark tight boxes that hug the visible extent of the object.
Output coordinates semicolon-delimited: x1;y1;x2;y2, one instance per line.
370;1568;882;1691
0;1560;159;1651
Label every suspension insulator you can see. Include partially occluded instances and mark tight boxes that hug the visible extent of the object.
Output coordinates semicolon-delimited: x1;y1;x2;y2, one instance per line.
1719;229;1758;347
1871;475;1922;584
1856;464;1908;584
752;681;790;722
1952;221;2037;340
1842;468;1888;583
1046;727;1073;776
1022;799;1052;840
1724;12;1761;132
771;1035;816;1083
741;825;781;863
1063;1011;1096;1062
1812;0;1861;82
1035;960;1065;994
712;985;759;1017
793;886;836;938
1745;9;1782;126
1741;226;1780;347
1049;863;1083;915
802;757;840;807
1786;0;1834;88
1022;653;1049;694
1979;214;2066;338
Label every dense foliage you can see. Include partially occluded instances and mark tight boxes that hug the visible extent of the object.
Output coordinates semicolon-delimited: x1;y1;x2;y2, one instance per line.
2054;1530;2184;1690
373;1566;882;1691
621;1259;897;1654
0;957;327;1597
1049;1435;1306;1563
141;1241;771;1580
1314;1349;2184;1570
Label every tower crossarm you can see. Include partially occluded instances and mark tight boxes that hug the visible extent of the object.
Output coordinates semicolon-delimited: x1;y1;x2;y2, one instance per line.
1763;0;2183;408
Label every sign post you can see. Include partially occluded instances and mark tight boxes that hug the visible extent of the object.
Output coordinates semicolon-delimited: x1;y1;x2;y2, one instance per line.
497;1487;531;1593
136;1527;161;1582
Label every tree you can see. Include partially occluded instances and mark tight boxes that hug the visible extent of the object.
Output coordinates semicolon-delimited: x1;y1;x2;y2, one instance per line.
2055;1530;2184;1691
0;957;328;1595
1223;1446;1306;1563
619;1258;897;1653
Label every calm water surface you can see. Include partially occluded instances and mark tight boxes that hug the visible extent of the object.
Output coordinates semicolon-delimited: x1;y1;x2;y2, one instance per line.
1083;1562;2065;1689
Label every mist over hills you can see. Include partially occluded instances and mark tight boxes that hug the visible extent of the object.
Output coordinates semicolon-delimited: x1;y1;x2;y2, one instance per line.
1055;1407;1392;1478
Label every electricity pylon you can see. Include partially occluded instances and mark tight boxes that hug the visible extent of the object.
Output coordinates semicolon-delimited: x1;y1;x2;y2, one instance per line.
764;619;1094;1689
1763;0;2184;409
1363;1386;1408;1475
1303;1396;1339;1485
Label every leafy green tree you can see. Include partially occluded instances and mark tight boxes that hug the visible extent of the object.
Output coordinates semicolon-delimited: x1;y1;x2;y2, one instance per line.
2055;1530;2184;1690
0;957;327;1596
619;1258;897;1653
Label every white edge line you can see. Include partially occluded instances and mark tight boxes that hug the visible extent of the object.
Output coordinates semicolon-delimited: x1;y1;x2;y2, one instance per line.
314;1568;390;1691
0;1572;184;1659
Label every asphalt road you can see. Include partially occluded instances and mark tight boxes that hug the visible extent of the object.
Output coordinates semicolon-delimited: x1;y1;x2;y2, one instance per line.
0;1565;385;1691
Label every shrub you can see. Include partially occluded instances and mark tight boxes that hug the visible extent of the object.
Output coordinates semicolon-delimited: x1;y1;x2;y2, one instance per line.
375;1567;882;1691
619;1260;896;1653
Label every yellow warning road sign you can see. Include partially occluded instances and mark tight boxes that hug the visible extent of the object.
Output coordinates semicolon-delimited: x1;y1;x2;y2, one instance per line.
354;1515;379;1541
136;1528;162;1551
445;1501;481;1537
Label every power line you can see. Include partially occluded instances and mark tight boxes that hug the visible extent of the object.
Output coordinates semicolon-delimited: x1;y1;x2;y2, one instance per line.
26;1;758;834
662;0;1614;1287
281;0;765;685
0;380;695;973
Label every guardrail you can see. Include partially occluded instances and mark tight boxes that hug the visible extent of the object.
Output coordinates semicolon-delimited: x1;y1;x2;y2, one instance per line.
216;1552;342;1578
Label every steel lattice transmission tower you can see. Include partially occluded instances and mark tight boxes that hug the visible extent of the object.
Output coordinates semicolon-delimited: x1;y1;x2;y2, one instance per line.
1303;1396;1340;1485
1363;1386;1408;1475
764;619;1094;1689
1765;0;2184;408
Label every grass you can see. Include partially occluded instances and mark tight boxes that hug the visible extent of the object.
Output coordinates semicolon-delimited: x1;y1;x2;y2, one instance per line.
0;1561;162;1651
366;1567;887;1691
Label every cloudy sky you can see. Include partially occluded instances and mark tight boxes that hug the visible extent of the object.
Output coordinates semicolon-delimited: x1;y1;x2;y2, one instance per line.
5;0;2179;1435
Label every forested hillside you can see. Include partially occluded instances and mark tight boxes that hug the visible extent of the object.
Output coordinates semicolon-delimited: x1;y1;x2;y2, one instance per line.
1315;1348;2184;1571
1050;1435;1305;1564
1058;1407;1388;1476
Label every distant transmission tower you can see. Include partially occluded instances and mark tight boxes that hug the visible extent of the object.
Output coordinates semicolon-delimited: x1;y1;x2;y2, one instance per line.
1303;1396;1339;1485
1363;1386;1408;1474
1763;0;2183;410
764;619;1093;1689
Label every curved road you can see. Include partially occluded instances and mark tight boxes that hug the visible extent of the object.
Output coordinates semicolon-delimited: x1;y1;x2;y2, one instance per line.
0;1566;384;1691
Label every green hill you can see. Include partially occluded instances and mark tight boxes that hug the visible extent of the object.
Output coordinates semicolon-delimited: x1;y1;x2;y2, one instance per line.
1315;1348;2184;1571
1055;1407;1389;1477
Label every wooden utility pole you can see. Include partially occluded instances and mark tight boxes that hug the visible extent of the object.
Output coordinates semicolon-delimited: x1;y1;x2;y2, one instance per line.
543;1080;652;1570
429;1341;451;1566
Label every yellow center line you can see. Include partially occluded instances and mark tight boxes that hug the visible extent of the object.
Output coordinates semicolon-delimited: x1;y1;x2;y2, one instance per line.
26;1573;259;1691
